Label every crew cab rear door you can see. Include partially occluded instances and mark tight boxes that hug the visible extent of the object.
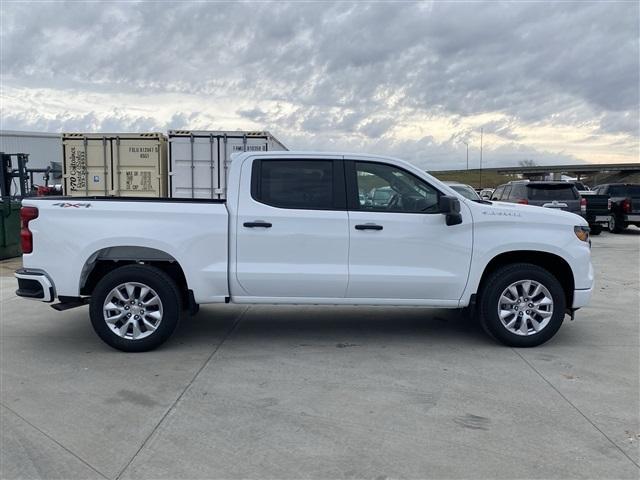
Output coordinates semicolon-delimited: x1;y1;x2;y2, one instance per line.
234;156;349;299
344;159;473;303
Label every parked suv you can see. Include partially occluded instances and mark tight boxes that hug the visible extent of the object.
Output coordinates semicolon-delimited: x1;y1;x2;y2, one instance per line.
491;181;581;216
592;183;640;233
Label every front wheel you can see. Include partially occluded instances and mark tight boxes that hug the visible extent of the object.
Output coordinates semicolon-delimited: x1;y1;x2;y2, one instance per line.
89;265;183;352
478;263;566;347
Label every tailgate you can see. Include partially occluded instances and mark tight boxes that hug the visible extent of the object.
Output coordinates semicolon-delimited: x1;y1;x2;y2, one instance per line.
584;194;609;215
530;199;580;213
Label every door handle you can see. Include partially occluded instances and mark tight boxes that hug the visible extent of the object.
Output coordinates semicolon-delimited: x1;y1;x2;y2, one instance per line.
355;223;383;231
243;221;272;228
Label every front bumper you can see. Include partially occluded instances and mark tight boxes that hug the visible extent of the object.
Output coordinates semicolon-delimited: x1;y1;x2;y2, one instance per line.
572;287;593;309
15;269;55;303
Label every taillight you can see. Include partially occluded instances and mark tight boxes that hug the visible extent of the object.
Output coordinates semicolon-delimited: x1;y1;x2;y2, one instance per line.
622;199;632;213
607;199;612;210
580;197;587;213
517;199;528;205
20;206;38;254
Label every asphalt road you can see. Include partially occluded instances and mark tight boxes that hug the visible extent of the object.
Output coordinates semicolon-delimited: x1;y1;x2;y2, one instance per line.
1;229;639;479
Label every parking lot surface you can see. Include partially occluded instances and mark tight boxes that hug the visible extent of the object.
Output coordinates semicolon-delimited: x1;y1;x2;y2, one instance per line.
1;230;639;479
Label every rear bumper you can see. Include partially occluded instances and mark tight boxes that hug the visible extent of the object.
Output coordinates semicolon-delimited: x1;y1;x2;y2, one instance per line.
572;287;593;309
623;214;640;223
15;269;55;303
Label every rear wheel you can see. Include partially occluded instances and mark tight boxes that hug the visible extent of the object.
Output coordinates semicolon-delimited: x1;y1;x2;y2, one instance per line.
90;265;182;352
608;214;625;233
479;263;566;347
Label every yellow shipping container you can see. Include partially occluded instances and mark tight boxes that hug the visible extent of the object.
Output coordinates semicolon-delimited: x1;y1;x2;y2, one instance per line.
62;133;168;197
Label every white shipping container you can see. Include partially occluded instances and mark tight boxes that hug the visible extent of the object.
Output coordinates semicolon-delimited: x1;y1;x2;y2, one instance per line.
62;133;168;197
168;130;287;199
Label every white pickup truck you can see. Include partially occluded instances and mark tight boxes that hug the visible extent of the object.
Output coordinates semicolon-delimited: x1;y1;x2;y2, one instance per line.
15;151;594;351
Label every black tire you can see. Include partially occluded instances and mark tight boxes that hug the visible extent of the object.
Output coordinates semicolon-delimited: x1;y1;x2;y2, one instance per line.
478;263;566;348
89;265;183;352
589;224;602;235
608;214;625;233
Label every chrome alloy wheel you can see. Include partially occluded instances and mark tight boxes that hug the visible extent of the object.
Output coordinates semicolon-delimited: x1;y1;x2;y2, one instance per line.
103;282;163;340
497;280;554;336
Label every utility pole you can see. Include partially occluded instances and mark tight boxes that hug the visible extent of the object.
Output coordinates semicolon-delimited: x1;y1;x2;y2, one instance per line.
461;140;469;171
479;127;483;189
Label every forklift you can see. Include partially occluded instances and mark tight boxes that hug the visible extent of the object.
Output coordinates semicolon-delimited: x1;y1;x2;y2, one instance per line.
0;152;62;259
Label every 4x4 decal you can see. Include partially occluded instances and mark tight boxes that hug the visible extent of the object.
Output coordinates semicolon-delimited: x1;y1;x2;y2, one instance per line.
52;202;92;208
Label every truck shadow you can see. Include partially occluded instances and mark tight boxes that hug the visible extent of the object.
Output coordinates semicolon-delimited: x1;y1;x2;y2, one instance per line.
173;305;491;349
604;226;640;235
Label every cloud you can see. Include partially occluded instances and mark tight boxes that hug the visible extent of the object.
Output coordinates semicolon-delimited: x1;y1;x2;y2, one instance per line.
1;1;638;169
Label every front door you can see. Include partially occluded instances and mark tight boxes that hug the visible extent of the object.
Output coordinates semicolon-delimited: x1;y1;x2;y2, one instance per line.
235;156;349;299
345;160;473;302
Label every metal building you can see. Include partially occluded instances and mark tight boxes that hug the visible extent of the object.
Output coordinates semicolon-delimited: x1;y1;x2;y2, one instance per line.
0;130;63;193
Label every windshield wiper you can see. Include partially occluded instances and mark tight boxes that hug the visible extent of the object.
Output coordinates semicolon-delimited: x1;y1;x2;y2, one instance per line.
473;199;492;204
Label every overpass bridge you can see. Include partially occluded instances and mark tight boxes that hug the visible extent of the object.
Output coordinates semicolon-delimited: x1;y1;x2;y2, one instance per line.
429;162;640;188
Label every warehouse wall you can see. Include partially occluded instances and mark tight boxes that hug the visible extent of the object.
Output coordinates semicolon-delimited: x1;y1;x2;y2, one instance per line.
0;131;62;194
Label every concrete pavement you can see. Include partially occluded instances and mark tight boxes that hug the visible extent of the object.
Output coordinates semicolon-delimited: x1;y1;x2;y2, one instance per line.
1;230;638;479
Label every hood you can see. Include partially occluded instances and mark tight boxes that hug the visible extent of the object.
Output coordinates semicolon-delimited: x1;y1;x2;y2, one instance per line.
466;199;587;227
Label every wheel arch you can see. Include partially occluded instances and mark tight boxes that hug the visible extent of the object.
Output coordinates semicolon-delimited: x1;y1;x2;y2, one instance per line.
477;250;575;307
79;246;189;302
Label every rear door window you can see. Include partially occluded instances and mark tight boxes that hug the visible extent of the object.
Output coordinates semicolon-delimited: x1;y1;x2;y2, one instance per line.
527;184;578;201
252;159;340;210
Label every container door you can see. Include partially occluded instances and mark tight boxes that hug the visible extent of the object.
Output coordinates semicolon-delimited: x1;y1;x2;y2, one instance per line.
63;137;112;196
114;137;164;197
169;135;220;198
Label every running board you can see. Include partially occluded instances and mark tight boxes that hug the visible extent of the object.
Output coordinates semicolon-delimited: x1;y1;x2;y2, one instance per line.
51;297;90;311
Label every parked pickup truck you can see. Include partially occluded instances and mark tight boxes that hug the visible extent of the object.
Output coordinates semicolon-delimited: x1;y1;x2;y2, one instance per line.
592;183;640;233
15;152;594;351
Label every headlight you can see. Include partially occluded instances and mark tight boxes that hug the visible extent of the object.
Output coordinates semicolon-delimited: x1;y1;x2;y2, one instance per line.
574;225;590;242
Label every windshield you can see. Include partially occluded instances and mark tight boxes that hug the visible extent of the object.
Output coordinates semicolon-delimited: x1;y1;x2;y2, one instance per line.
449;184;481;200
527;184;578;201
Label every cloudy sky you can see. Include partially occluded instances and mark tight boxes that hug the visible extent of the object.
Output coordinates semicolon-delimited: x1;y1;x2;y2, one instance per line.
1;1;638;170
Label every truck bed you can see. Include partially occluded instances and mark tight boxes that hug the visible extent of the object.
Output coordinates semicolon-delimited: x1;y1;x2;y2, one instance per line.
33;196;226;204
21;197;230;303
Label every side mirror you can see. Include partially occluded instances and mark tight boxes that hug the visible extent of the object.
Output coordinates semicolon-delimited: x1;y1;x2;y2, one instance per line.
439;195;462;226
